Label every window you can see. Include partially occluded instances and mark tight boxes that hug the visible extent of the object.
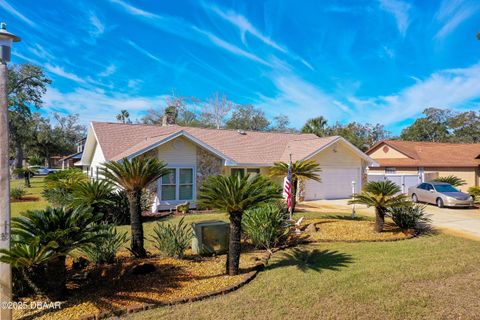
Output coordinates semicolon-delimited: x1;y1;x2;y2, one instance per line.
385;167;396;174
246;168;260;175
425;184;434;191
161;168;194;201
231;168;245;178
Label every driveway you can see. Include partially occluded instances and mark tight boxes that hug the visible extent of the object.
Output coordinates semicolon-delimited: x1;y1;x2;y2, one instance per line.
300;199;480;239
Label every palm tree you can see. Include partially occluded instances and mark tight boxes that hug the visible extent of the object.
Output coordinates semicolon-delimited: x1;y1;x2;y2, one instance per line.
12;167;37;188
198;174;282;275
269;160;321;213
71;179;115;215
116;109;130;124
348;181;406;232
301;116;328;136
11;207;103;299
432;175;466;187
101;157;168;257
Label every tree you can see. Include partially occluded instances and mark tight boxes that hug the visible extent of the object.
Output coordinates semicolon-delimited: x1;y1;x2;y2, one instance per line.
198;174;282;275
226;105;270;131
101;158;168;257
8;64;51;169
349;181;407;232
116;109;131;124
301;116;328;136
327;122;389;151
270;115;291;132
9;207;103;299
200;92;233;129
448;111;480;143
269;160;321;213
400;108;451;142
12;167;36;188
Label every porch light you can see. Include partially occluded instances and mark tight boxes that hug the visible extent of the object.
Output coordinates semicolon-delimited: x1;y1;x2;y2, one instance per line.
0;23;21;64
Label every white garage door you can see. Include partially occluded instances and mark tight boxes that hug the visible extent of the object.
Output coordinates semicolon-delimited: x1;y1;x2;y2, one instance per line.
304;167;361;200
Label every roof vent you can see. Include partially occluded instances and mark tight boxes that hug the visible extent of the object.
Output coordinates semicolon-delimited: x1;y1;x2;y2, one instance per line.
237;130;246;135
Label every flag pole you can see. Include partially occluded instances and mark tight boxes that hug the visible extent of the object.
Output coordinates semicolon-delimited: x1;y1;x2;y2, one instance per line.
289;153;293;220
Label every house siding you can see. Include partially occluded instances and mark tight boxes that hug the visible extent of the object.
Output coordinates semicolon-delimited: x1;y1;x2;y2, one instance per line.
154;136;197;165
368;144;409;159
309;142;362;167
89;141;106;178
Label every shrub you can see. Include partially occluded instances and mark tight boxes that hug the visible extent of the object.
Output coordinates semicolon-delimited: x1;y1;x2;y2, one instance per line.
432;175;466;187
105;190;131;225
389;204;430;231
81;225;129;264
151;217;191;258
42;169;87;207
10;187;26;200
468;186;480;203
242;202;290;251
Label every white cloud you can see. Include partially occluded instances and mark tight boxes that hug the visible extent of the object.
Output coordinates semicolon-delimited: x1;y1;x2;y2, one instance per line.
89;12;105;38
98;64;117;77
44;64;86;84
109;0;156;18
43;87;168;123
0;0;36;27
434;0;479;39
378;0;411;36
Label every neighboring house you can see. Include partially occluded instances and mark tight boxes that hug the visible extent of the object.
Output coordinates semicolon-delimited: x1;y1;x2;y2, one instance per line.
61;137;86;169
78;122;376;210
367;140;480;191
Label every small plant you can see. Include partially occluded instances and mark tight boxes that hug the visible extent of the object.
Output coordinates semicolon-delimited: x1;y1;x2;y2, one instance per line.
468;186;480;203
432;175;466;187
242;202;290;252
42;169;88;207
389;204;430;231
10;187;26;200
151;217;192;258
81;225;129;264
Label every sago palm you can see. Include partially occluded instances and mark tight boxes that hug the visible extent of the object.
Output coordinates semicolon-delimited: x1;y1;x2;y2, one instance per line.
269;160;321;212
432;175;466;187
11;207;103;299
348;180;406;232
198;174;282;275
101;157;168;257
13;167;37;188
71;179;115;216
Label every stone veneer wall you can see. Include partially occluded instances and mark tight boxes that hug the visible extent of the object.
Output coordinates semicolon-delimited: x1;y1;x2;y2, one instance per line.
196;148;223;195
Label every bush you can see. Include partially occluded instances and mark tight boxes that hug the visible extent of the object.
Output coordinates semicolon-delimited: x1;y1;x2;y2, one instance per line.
81;225;129;264
151;217;191;258
389;204;430;231
242;202;290;251
468;186;480;203
42;169;87;207
432;175;466;187
10;187;26;200
105;190;131;225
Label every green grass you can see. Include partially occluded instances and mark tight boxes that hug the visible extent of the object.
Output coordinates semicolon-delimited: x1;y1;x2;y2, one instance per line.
130;232;480;320
10;177;48;218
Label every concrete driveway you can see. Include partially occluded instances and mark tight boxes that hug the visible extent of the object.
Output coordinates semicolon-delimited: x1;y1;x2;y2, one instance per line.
299;199;480;239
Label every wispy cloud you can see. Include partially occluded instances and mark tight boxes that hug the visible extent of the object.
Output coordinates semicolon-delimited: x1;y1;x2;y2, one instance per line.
109;0;156;18
0;0;36;27
98;64;117;77
378;0;411;36
125;39;173;67
44;64;86;83
89;12;105;38
434;0;479;39
206;3;313;70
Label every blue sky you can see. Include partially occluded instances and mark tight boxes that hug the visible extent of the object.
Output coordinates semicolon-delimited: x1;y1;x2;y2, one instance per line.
2;0;480;133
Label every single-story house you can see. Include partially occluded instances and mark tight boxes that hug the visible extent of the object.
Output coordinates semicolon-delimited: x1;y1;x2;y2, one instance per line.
78;122;377;210
366;140;480;191
62;138;87;169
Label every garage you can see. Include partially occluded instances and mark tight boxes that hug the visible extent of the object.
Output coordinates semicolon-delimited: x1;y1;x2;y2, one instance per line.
304;167;361;200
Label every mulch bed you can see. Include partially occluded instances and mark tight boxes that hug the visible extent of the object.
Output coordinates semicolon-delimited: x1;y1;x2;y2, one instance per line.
302;218;413;242
11;196;40;203
13;250;266;320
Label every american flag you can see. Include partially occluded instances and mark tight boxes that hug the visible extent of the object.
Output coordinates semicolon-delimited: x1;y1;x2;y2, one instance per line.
283;162;293;213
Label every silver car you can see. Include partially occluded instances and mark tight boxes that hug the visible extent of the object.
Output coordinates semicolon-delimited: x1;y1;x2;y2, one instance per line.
408;182;474;208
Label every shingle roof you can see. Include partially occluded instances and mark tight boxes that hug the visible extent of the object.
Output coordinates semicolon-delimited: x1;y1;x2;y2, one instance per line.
91;122;340;165
367;140;480;167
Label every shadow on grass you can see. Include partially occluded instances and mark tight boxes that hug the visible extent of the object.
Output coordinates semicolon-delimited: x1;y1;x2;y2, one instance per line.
267;248;353;272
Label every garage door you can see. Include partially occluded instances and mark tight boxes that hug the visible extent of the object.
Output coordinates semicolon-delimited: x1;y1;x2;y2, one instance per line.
304;167;360;200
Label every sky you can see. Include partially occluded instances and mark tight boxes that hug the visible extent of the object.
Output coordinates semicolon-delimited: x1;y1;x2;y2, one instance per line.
2;0;480;134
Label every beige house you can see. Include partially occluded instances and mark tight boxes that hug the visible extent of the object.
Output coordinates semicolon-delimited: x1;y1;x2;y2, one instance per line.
78;122;376;210
367;140;480;191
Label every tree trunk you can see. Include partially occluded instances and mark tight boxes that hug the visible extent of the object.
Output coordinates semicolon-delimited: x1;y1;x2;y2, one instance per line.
128;190;146;258
14;140;23;170
227;211;242;276
374;207;386;232
21;267;49;300
44;255;67;300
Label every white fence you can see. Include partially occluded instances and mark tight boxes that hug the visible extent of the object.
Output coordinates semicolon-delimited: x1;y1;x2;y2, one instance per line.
367;173;422;193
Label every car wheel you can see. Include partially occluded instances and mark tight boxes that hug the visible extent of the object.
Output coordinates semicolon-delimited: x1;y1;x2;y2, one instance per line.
436;198;444;208
412;194;418;203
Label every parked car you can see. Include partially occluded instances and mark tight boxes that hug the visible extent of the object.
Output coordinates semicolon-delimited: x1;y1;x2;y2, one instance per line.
408;182;474;208
28;166;60;176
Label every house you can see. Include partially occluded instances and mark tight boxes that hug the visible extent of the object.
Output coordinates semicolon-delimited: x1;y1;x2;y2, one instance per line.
366;140;480;191
78;122;377;210
61;137;86;169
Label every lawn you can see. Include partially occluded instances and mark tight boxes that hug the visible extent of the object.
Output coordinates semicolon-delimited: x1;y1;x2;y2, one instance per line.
10;176;48;218
130;234;480;320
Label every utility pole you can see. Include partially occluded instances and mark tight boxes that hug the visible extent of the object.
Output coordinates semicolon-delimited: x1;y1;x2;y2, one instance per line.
0;23;20;320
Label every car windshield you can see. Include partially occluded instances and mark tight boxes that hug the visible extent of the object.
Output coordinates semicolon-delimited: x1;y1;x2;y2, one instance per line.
433;184;459;193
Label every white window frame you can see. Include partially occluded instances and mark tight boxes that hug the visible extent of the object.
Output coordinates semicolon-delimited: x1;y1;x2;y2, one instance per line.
159;166;196;203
